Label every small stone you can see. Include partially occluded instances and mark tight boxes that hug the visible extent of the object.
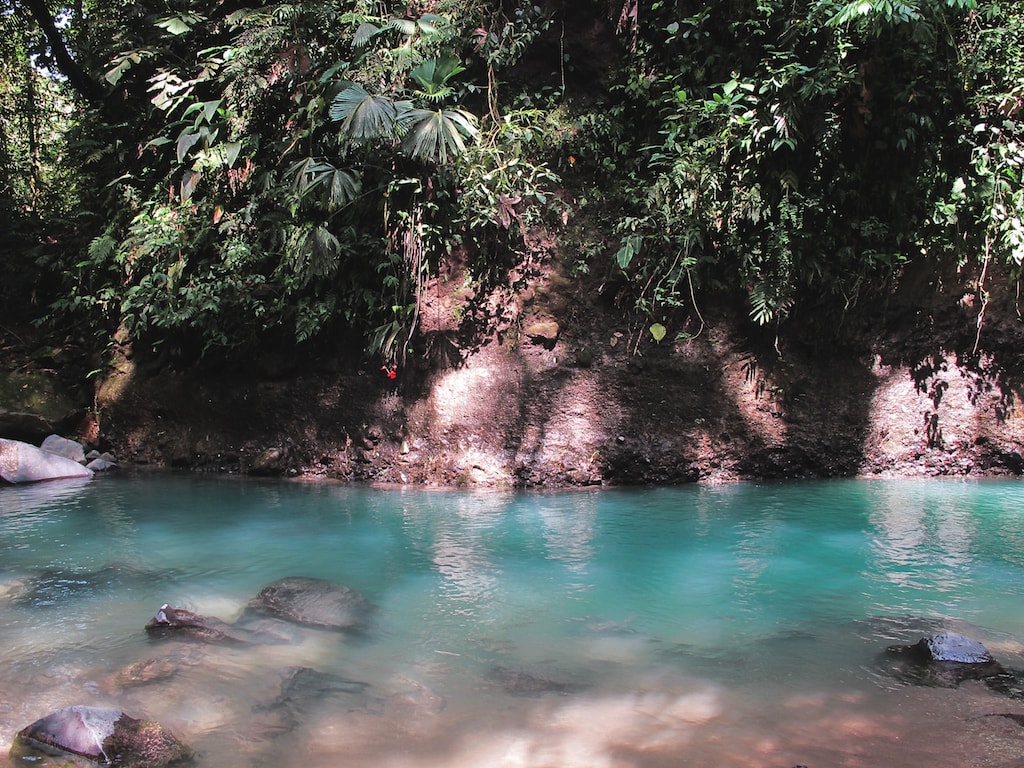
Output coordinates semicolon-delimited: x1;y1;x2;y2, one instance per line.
525;320;560;349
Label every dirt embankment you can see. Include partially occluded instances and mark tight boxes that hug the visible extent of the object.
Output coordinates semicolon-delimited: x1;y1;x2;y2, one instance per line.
17;236;1004;488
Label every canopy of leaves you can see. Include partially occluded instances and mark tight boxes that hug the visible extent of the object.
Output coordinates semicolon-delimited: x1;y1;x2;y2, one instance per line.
3;0;1022;368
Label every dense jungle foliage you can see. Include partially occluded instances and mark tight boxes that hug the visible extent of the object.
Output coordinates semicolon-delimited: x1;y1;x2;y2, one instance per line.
1;0;1022;370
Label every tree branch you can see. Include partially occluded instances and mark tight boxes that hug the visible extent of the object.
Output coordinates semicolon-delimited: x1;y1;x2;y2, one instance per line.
17;0;105;102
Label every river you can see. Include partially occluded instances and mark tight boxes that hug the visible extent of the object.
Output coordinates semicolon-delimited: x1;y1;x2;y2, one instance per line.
3;475;1024;767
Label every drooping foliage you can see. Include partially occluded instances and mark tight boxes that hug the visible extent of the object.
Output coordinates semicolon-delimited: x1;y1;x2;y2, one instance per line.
595;0;1023;333
3;0;1023;364
6;0;562;366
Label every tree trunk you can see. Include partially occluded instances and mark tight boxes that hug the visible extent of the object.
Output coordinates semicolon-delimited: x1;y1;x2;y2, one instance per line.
17;0;105;102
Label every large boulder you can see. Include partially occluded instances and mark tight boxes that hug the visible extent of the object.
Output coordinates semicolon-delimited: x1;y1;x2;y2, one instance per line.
0;411;54;444
10;705;190;768
0;437;93;484
246;576;371;630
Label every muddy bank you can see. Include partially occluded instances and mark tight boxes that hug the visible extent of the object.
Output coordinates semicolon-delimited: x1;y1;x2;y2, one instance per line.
57;253;1021;488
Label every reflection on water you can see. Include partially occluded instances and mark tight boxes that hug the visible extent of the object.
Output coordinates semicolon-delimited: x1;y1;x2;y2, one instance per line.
2;476;1024;767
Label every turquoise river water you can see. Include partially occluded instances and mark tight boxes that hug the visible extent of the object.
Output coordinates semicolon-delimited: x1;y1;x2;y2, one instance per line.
3;475;1024;767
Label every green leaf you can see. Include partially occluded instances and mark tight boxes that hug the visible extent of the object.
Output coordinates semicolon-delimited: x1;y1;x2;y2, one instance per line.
143;136;173;150
353;22;381;48
328;169;361;207
156;14;199;35
388;18;418;36
616;235;642;269
649;323;667;342
409;54;466;100
400;108;478;164
180;170;198;201
203;99;222;124
329;85;399;143
176;131;202;163
221;141;242;168
318;62;348;83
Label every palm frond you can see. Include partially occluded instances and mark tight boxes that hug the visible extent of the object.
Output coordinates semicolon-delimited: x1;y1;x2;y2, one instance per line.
400;108;478;164
329;85;399;144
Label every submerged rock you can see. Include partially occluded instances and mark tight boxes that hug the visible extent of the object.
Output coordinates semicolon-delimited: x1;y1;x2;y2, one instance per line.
484;664;587;696
15;564;160;608
145;604;262;645
10;705;190;768
250;666;371;739
115;658;178;689
246;577;371;630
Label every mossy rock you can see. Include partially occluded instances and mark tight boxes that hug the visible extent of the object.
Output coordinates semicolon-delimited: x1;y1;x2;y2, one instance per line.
0;372;82;423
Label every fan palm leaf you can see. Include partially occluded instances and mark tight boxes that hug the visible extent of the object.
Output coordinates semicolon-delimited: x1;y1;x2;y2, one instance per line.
329;85;399;144
400;108;478;164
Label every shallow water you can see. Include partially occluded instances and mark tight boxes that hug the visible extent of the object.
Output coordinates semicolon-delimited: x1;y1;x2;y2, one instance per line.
3;476;1024;767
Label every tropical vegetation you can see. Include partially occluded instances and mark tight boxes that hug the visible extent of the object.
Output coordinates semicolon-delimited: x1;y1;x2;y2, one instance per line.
1;0;1021;368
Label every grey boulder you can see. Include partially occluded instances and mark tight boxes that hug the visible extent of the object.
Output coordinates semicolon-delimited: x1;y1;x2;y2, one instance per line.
884;631;1003;688
40;434;87;464
918;631;994;664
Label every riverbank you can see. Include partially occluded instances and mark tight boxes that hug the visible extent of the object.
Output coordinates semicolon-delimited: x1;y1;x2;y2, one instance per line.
5;248;1010;488
4;223;1024;488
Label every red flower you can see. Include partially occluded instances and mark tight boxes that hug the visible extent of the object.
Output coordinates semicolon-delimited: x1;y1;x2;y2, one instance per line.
381;365;397;379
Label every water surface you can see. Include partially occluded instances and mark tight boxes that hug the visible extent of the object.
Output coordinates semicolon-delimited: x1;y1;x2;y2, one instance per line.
3;476;1024;767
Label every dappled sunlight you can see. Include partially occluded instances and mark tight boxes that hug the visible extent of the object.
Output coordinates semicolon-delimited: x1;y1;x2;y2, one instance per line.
432;526;500;609
537;494;597;571
425;361;522;482
429;363;510;432
715;351;788;449
452;444;512;484
522;374;614;459
269;682;730;768
864;353;994;473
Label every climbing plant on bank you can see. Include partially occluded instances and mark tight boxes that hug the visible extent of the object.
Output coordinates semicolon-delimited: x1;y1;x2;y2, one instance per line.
599;0;1022;335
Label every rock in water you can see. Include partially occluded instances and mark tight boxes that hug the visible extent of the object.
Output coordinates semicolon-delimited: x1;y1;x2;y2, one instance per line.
146;604;255;644
883;630;1002;688
247;577;370;630
10;705;190;767
0;438;93;484
484;665;587;696
919;631;994;663
40;434;87;464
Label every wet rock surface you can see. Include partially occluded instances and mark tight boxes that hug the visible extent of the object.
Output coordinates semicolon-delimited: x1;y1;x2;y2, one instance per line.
145;604;270;645
246;576;371;631
882;631;1024;696
10;705;190;768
